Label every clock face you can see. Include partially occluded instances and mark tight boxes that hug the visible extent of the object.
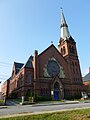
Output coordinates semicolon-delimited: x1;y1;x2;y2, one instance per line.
47;60;60;77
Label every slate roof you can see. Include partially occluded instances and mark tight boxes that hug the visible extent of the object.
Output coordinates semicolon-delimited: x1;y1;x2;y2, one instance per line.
83;72;90;82
24;55;33;68
14;62;24;74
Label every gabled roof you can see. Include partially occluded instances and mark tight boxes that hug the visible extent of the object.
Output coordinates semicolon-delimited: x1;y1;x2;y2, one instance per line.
23;56;33;68
38;44;67;62
14;62;24;74
83;72;90;82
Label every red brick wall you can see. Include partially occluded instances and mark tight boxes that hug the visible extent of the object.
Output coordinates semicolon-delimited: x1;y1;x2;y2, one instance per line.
38;45;69;79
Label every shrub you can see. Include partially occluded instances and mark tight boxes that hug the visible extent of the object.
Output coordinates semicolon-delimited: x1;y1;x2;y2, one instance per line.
9;92;17;99
0;100;4;106
25;90;31;101
35;96;52;102
65;94;82;100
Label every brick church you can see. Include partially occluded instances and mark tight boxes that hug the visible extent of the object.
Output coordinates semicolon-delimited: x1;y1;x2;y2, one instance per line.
2;11;85;100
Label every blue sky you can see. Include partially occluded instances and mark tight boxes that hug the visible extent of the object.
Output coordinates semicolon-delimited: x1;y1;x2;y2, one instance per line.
0;0;90;85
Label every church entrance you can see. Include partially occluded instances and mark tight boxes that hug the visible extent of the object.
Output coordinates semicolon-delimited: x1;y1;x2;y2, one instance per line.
54;82;60;100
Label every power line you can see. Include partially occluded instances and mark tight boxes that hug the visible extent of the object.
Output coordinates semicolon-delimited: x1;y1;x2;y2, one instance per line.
0;62;12;82
0;64;11;68
0;61;12;68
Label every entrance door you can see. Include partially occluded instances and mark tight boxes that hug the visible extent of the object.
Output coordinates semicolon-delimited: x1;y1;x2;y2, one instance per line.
54;90;59;100
54;82;60;100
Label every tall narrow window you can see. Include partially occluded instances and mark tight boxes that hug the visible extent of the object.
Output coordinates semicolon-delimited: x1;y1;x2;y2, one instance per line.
75;62;78;74
72;46;75;54
69;46;72;53
72;62;75;74
63;46;66;54
61;48;63;53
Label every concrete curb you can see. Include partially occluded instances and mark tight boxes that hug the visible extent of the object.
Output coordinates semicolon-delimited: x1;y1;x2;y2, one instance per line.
31;101;79;107
0;106;8;109
0;101;79;108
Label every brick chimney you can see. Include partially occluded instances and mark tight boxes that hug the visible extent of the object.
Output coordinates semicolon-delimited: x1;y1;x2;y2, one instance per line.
34;50;38;80
33;50;39;95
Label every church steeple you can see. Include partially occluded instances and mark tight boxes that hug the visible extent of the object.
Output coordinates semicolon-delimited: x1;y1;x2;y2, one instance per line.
58;10;77;57
60;10;70;41
58;10;83;91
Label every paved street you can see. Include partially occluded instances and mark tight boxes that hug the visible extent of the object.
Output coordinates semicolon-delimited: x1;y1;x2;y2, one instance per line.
0;101;90;118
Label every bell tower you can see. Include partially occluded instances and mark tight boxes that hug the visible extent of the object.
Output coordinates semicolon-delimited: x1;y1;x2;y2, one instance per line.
58;10;78;58
58;10;83;94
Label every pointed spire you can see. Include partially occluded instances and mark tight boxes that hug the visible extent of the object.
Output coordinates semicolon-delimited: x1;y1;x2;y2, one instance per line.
61;9;67;28
60;9;70;40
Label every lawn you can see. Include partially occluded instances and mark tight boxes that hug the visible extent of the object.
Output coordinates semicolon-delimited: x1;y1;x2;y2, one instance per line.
0;108;90;120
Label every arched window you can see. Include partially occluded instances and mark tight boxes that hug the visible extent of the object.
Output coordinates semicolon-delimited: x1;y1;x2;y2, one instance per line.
63;46;66;54
54;82;59;90
75;62;78;74
61;48;63;53
46;88;48;94
72;46;75;54
72;62;75;74
69;46;72;53
69;46;75;54
41;88;43;95
72;62;74;66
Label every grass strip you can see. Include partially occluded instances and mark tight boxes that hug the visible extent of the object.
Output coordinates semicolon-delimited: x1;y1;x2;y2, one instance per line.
0;108;90;120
